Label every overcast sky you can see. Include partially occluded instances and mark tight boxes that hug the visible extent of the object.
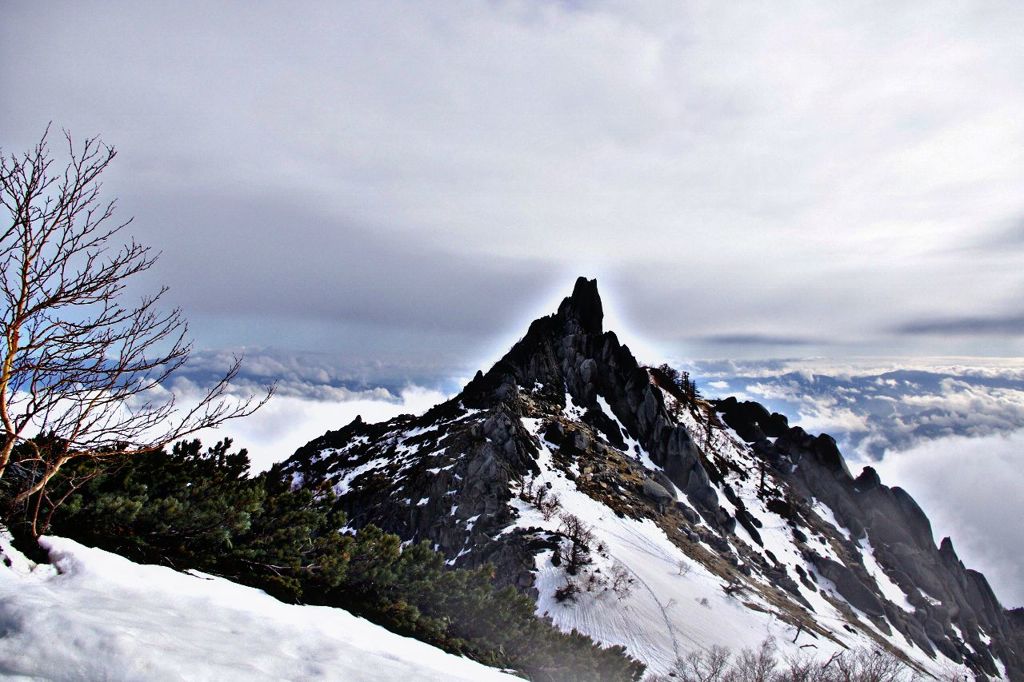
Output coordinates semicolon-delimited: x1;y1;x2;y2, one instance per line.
4;1;1023;606
4;1;1024;369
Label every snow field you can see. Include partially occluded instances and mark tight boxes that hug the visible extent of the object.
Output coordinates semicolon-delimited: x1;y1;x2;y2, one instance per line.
515;414;840;677
0;533;520;682
510;388;988;680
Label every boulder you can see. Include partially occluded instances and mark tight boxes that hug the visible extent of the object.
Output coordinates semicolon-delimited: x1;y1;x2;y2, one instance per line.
676;502;700;524
642;478;674;511
653;471;678;499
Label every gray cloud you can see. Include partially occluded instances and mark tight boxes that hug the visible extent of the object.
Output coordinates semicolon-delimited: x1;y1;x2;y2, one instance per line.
127;192;561;337
5;1;1024;360
967;217;1024;251
176;348;470;398
697;334;821;347
896;314;1024;336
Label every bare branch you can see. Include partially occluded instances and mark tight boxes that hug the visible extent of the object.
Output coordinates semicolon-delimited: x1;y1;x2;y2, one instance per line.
0;128;271;532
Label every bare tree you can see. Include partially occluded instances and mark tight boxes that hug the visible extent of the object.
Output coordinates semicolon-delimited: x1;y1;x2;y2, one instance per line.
559;512;595;576
609;561;635;598
679;645;732;682
647;641;917;682
0;127;271;534
731;639;780;682
704;402;722;453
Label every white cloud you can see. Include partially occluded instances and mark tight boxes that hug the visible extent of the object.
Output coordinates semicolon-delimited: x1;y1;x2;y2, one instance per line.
874;429;1024;608
693;357;1024;381
898;378;1024;435
172;384;450;474
700;359;1024;458
793;403;871;435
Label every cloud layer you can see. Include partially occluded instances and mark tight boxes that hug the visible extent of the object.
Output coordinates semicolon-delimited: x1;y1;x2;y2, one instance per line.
693;358;1024;459
4;1;1024;359
177;382;449;475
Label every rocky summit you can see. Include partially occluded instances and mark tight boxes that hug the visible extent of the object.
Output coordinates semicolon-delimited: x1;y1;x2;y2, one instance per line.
278;277;1023;680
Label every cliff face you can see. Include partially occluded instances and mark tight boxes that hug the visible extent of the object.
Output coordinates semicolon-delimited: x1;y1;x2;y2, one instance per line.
279;278;1022;680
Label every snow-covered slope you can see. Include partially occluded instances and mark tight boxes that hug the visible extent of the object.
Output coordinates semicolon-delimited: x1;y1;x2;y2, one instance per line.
280;277;1022;681
0;533;519;682
513;396;983;679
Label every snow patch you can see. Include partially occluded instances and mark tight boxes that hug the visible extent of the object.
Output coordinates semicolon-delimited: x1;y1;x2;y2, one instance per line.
857;537;914;612
332;456;390;495
0;535;519;681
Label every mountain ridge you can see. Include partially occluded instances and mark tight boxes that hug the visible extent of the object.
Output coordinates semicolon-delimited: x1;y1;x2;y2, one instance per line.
279;277;1022;680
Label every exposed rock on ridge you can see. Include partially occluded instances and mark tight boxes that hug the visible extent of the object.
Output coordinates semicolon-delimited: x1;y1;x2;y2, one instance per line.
716;397;1024;678
461;277;720;520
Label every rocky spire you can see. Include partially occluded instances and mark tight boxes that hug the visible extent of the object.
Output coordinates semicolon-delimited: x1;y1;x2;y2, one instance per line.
556;276;604;335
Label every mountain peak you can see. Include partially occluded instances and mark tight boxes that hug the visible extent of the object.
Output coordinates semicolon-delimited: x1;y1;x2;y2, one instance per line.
556;276;603;335
282;279;1024;681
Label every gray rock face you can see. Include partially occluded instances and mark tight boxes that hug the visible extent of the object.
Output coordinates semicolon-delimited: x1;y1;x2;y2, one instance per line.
642;478;674;512
854;466;881;491
558;276;603;335
652;470;678;499
811;555;885;617
281;277;718;578
459;276;721;520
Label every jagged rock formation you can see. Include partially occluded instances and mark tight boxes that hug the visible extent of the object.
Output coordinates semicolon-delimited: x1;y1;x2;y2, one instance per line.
279;278;1022;680
715;397;1022;677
